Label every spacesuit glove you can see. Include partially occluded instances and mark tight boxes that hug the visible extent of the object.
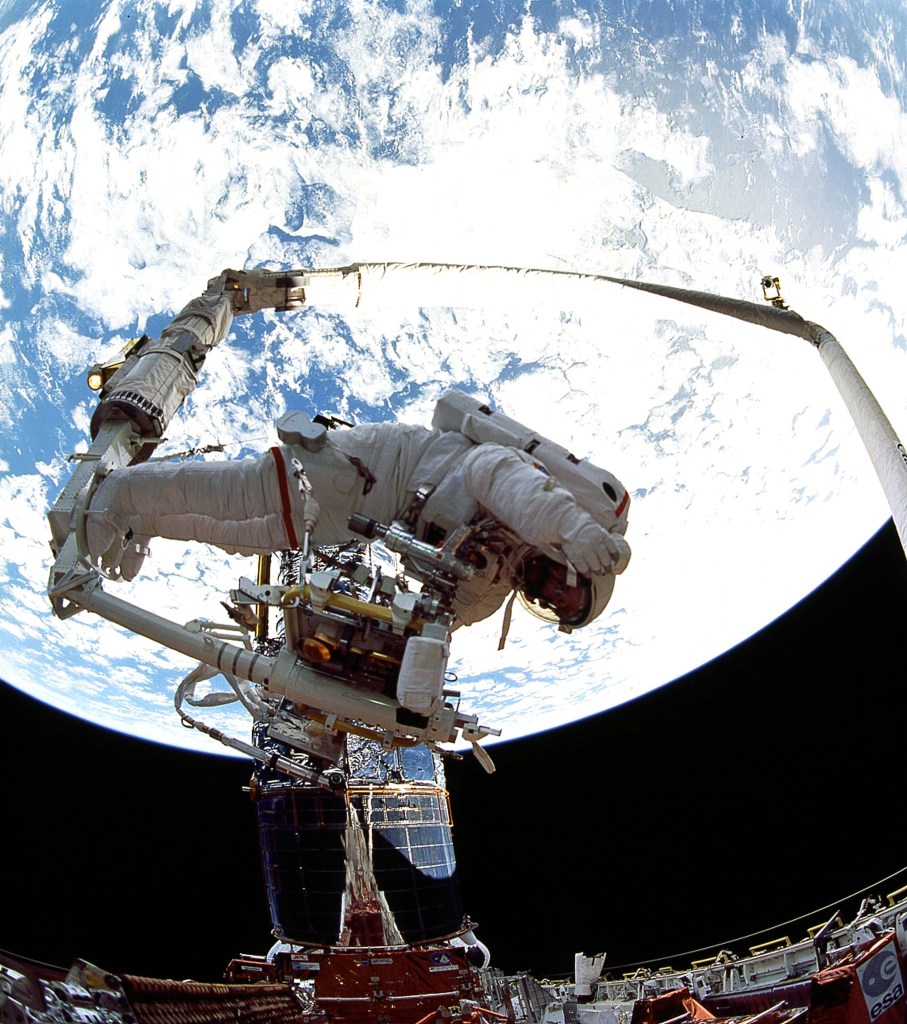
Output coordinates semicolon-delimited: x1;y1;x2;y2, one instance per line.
560;520;631;576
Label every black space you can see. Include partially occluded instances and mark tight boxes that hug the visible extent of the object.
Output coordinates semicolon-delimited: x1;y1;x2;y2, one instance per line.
3;520;905;982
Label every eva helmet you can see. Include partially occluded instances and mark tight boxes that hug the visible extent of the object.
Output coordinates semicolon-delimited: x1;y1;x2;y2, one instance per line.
516;554;616;631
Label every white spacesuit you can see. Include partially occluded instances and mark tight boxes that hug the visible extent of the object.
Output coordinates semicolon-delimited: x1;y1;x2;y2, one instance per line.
85;399;631;632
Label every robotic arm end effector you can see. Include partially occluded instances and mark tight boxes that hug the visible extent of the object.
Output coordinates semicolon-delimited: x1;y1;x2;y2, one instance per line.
221;267;310;315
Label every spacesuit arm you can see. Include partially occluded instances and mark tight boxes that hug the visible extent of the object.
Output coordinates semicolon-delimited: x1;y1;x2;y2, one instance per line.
460;444;630;576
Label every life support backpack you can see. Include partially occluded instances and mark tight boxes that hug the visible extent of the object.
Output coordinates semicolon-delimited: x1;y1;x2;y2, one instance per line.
428;389;630;537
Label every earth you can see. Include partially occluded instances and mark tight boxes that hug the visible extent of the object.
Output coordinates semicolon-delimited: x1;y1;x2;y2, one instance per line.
1;0;905;756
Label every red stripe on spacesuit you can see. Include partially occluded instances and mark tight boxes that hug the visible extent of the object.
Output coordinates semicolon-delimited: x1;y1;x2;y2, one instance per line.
270;446;300;549
615;490;630;518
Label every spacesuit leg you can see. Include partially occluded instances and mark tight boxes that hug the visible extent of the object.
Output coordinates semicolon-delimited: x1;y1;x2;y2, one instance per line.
85;453;298;577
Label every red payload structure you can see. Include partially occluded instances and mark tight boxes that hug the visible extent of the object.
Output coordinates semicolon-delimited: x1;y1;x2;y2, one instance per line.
310;946;487;1024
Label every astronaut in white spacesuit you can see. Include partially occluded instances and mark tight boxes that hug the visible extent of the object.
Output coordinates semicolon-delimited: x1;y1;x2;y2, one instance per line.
85;397;631;634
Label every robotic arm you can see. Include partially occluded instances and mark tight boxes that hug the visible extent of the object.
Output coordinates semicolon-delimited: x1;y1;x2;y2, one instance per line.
49;269;309;600
82;268;328;463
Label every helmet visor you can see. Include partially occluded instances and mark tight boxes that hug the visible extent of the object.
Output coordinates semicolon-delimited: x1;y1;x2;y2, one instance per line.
518;555;593;627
